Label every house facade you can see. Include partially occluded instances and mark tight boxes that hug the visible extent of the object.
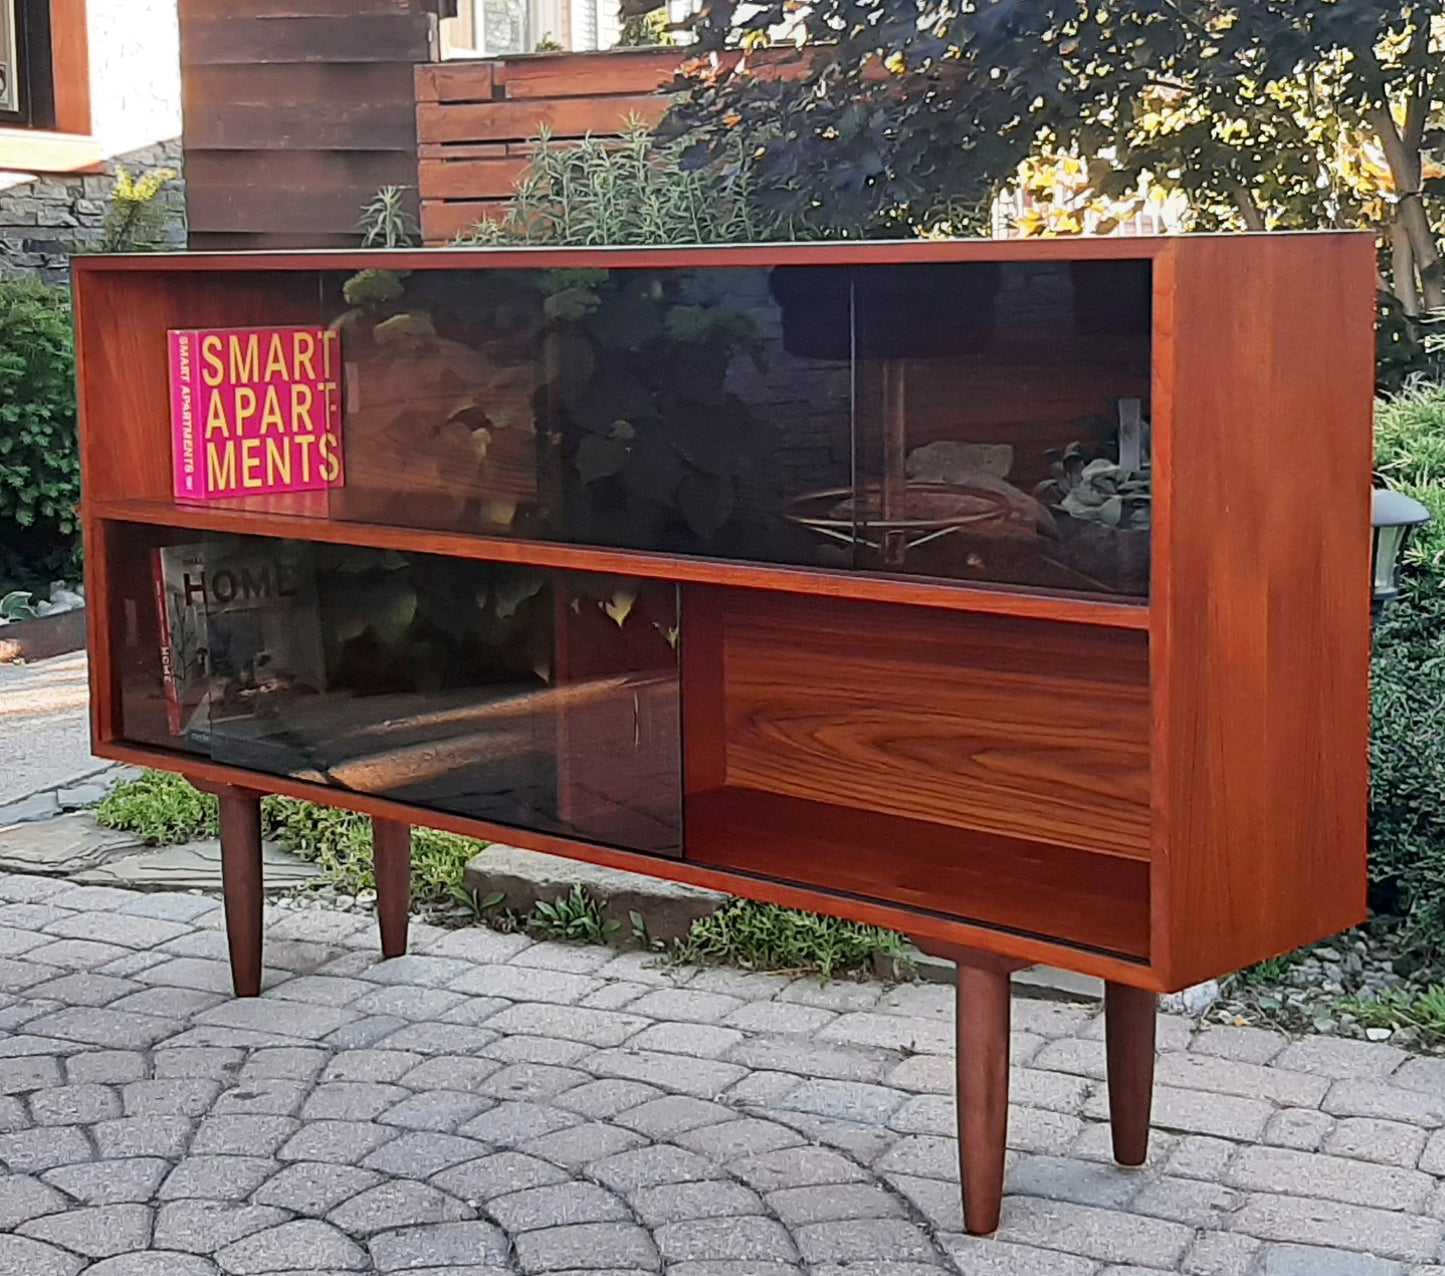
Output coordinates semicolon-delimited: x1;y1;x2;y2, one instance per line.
1;0;183;278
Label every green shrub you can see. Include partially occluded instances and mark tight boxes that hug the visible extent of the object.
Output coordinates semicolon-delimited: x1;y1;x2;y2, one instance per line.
0;278;80;581
1376;382;1445;579
1368;584;1445;951
1368;382;1445;953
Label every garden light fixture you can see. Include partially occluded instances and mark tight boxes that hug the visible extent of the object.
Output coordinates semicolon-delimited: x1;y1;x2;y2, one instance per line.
1372;487;1433;613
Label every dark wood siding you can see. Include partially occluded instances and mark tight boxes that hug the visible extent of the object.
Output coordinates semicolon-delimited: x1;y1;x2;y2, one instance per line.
181;0;437;249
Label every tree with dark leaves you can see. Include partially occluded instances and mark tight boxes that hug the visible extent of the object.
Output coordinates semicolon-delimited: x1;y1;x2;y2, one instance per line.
666;0;1444;314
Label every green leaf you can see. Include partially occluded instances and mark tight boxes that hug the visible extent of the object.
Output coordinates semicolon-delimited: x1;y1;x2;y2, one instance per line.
677;472;736;541
575;434;628;485
545;286;602;322
622;430;685;503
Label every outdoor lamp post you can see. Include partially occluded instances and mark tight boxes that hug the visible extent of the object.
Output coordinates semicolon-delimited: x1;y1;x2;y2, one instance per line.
1373;487;1433;614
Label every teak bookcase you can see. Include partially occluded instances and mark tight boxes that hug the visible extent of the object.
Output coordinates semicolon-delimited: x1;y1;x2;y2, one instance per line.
74;235;1376;1234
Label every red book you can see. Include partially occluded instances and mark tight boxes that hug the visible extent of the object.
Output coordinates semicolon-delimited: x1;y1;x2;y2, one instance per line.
169;325;344;501
152;547;181;736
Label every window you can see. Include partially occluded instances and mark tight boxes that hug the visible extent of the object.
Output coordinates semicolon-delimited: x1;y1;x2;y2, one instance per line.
441;0;598;54
0;0;56;129
0;0;95;172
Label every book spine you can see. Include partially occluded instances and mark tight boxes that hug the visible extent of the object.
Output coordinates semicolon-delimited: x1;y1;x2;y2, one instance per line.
169;330;201;500
152;547;182;737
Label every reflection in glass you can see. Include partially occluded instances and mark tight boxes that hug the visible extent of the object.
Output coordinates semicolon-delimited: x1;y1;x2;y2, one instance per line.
250;258;1154;598
841;259;1152;595
113;525;682;855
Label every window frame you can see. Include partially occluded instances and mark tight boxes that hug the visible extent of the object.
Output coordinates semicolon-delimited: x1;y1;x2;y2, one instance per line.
0;0;97;172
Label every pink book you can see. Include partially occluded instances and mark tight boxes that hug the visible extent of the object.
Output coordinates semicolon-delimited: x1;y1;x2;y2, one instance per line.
169;325;344;501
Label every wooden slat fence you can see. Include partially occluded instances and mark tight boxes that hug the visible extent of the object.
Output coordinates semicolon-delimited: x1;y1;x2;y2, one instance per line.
416;48;685;244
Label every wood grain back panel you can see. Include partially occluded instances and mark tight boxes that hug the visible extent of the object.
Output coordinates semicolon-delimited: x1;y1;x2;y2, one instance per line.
710;590;1151;858
74;267;322;506
1152;234;1375;988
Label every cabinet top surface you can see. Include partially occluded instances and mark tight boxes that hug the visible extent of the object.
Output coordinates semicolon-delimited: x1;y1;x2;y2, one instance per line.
70;230;1373;275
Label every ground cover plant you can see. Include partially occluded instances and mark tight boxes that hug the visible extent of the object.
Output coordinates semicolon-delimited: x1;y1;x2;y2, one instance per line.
669;898;912;980
97;769;910;976
95;771;482;906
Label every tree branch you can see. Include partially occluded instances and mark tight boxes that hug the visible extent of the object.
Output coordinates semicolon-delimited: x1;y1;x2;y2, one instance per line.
1402;19;1430;167
1232;185;1266;232
1368;102;1445;310
1392;218;1421;316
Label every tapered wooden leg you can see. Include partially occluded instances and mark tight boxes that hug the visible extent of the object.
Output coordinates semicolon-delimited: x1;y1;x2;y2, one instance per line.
955;959;1014;1235
215;787;264;998
914;940;1027;1236
1105;981;1157;1167
372;819;412;960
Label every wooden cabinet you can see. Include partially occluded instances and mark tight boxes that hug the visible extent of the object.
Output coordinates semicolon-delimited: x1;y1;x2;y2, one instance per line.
74;235;1376;1233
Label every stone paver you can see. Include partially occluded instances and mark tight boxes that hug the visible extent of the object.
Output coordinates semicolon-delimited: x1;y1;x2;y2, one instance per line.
0;869;1444;1274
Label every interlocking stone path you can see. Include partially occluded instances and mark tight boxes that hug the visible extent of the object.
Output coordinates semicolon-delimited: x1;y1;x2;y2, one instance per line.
1;872;1443;1276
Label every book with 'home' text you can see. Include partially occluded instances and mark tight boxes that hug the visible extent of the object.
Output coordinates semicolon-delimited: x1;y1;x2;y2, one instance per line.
169;325;344;500
152;539;326;740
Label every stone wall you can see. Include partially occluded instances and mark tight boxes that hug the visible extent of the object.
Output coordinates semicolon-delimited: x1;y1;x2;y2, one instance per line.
0;141;186;282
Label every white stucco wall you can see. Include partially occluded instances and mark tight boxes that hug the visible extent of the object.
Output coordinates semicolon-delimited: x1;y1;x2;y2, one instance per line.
84;0;183;161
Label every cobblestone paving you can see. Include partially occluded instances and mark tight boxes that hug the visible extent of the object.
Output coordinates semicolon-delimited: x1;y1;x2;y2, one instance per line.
1;872;1443;1275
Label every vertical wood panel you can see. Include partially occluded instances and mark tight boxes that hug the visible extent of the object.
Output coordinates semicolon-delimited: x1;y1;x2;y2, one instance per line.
1155;234;1375;987
49;0;92;134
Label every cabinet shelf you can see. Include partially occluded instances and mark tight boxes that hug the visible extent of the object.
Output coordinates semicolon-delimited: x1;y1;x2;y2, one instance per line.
91;499;1151;631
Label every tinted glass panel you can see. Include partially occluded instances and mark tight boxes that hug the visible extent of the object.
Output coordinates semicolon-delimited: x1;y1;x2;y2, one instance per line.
109;523;682;855
182;258;1151;598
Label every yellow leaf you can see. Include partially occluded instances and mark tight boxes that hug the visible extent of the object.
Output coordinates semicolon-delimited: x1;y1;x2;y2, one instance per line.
602;588;637;627
481;499;516;527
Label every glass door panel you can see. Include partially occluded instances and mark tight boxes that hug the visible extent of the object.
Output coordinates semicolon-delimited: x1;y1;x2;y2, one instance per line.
108;523;682;856
845;259;1153;596
161;256;1150;601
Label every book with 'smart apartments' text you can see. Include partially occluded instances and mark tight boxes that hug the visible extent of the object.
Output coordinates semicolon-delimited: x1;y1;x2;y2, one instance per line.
169;325;344;500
